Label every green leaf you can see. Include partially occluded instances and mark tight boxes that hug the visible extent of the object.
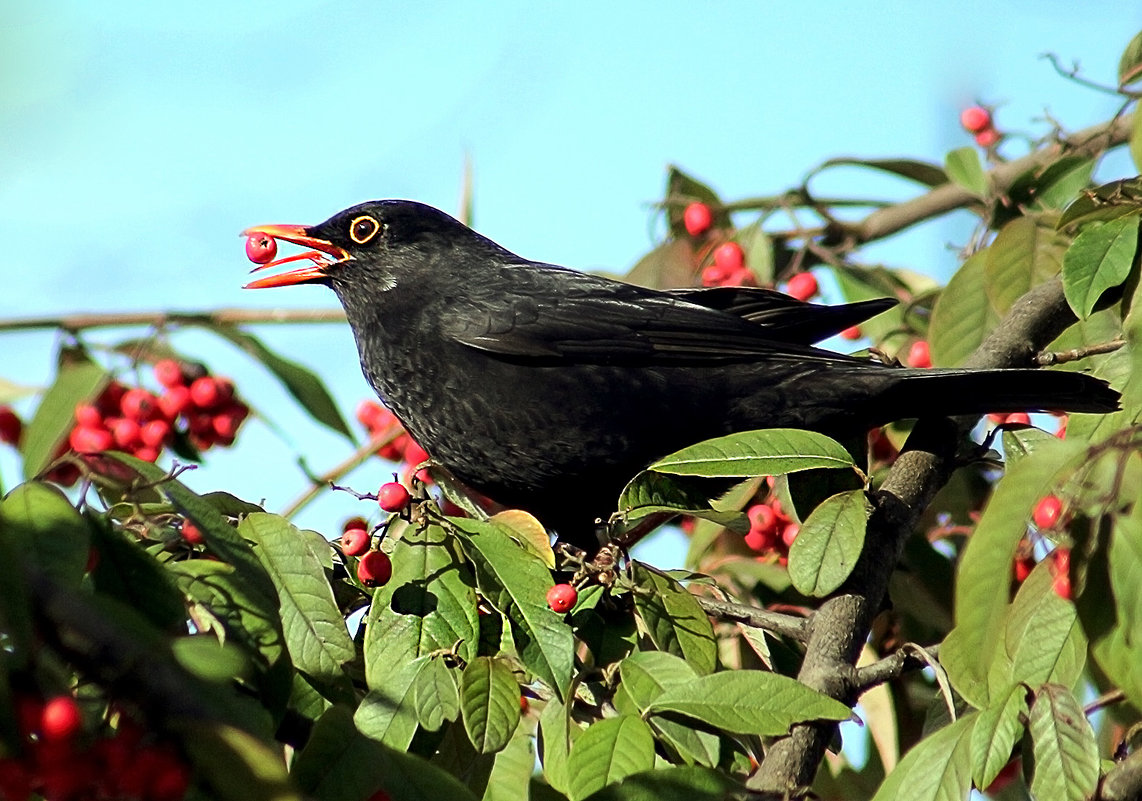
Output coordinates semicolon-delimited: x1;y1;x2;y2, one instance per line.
970;685;1027;790
788;490;871;596
172;635;251;683
870;715;975;801
0;481;90;586
618;651;698;713
413;656;461;732
452;518;574;699
616;472;747;532
538;698;577;794
664;165;726;240
1001;426;1057;467
735;221;775;286
566;715;656;801
811;157;948;188
363;523;478;687
293;705;479;801
1110;509;1142;648
984;215;1068;315
944;147;988;196
482;726;535;801
649;428;854;478
459;657;522;754
583;766;733;801
90;519;185;632
1131;107;1142;174
630;563;716;675
1118;29;1142;89
928;251;1001;367
355;659;424;750
239;513;355;702
624;240;698;291
1028;685;1100;801
488;510;555;569
986;563;1086;699
1031;157;1096;211
942;437;1085;708
648;670;851;735
1062;216;1140;318
21;358;108;477
1058;177;1142;229
204;324;353;440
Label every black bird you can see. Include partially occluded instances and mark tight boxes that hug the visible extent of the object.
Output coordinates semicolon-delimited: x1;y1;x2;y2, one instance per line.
243;200;1118;541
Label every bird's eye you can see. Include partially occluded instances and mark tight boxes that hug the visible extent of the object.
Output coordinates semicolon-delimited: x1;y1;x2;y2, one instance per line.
350;215;380;244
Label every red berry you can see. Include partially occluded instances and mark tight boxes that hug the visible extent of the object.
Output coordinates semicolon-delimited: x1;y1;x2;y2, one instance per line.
144;746;191;801
141;419;172;448
0;757;32;801
40;696;82;741
14;694;44;737
840;326;862;341
0;406;22;446
682;202;713;237
356;399;387;430
786;272;818;301
713;242;745;272
906;340;932;368
135;446;161;462
403;440;430;467
724;267;756;287
747;504;778;536
367;790;393;801
109;417;143;449
189;376;222;409
546;583;578;613
1032;495;1063;529
341;528;371;557
1014;555;1035;583
520;695;530;713
1005;412;1031;426
357;550;393;587
378;482;411;513
153;359;185;389
342;516;369;532
120;388;158;421
1056;416;1068;439
212;411;242;440
780;522;800;548
69;425;113;454
159;385;193;419
700;262;733;287
182;521;205;545
974;128;1001;148
86;546;100;573
1052;548;1072;599
960;106;992;134
744;528;777;553
74;403;102;428
246;233;278;264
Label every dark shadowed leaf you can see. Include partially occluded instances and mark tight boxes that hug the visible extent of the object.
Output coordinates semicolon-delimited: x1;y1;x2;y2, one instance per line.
584;766;734;801
181;721;302;801
90;517;185;632
21;358;108;478
0;481;90;586
413;655;460;732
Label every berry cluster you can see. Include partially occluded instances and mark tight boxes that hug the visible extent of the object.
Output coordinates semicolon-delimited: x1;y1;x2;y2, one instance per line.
48;361;249;485
960;105;1001;149
0;694;190;801
356;401;430;480
1011;496;1072;598
741;499;800;565
338;515;395;589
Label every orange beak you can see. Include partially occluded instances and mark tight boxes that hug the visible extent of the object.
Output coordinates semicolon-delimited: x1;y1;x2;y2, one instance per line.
241;224;350;289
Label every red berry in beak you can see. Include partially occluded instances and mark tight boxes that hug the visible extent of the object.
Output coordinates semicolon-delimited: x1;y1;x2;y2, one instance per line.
246;234;278;264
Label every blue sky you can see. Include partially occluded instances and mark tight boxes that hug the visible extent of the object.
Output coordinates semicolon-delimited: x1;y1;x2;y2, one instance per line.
1;2;1138;541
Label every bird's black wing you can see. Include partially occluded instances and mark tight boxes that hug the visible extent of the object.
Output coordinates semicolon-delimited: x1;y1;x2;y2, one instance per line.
665;287;896;345
443;266;874;367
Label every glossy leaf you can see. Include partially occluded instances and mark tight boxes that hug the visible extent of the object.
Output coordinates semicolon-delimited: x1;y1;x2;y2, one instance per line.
489;509;555;568
945;147;988;196
566;715;656;801
618;651;698;713
1110;507;1142;652
413;655;461;731
1028;685;1099;801
970;685;1028;789
363;522;478;687
451;518;574;698
1062;216;1139;318
984;215;1068;315
204;323;353;440
811;157;948;187
1058;177;1142;229
538;698;577;794
355;659;424;750
648;428;853;478
239;513;355;702
869;716;975;801
928;251;1000;367
460;656;522;754
617;471;747;532
648;670;851;735
788;490;871;596
483;727;535;801
21;358;108;478
630;563;716;675
583;766;733;801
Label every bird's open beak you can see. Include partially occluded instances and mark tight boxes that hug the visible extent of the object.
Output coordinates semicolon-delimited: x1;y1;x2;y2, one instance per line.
241;224;350;289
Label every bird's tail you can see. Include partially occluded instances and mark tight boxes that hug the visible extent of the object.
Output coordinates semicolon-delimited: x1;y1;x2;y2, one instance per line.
866;367;1119;423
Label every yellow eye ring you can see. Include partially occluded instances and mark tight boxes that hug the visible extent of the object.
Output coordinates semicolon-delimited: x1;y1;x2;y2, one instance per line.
350;215;380;244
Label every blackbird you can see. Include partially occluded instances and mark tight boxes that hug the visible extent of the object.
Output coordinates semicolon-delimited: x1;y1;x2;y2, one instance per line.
243;200;1118;541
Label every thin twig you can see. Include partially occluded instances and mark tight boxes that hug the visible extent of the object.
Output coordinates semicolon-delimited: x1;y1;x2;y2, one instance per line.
279;427;401;519
0;307;345;333
851;643;940;691
1035;338;1125;366
695;596;808;642
1084;688;1126;716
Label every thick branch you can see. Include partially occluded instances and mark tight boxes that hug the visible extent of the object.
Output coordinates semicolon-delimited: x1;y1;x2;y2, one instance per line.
696;597;808;642
850;113;1134;244
752;278;1084;794
1102;746;1142;801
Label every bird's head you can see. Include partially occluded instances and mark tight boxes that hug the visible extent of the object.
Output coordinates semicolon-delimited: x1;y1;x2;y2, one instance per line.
243;199;497;290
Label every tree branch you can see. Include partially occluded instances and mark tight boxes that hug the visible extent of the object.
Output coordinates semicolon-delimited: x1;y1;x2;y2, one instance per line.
0;307;345;333
752;277;1085;794
695;596;808;642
